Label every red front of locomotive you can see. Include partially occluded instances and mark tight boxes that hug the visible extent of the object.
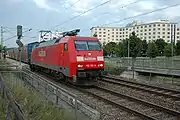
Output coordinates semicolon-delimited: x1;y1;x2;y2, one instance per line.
68;36;104;85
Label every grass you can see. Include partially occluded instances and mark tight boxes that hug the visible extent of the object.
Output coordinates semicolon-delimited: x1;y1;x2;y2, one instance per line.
104;61;126;75
1;72;74;120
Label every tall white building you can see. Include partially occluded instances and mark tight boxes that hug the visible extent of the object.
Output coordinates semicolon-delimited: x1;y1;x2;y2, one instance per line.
91;20;180;45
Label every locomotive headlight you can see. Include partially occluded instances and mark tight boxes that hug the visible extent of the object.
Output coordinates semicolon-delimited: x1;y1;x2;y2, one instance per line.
97;56;104;61
77;64;83;68
76;56;84;61
98;64;103;67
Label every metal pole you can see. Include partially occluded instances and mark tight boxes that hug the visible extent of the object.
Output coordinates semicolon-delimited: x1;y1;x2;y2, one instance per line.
1;26;3;46
128;39;130;66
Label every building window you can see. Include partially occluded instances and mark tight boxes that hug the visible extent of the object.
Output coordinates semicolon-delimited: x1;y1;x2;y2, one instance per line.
162;24;165;27
123;29;125;31
149;25;151;27
162;28;165;31
153;24;156;27
120;29;122;31
144;33;147;35
116;32;118;34
123;32;124;34
126;28;128;30
140;33;143;35
137;34;139;36
145;29;147;31
99;28;101;30
153;28;156;31
141;37;143;39
177;28;180;31
168;24;170;27
103;32;106;34
177;32;180;35
168;28;170;31
158;28;160;30
129;29;131;31
177;36;180;38
149;33;151;35
99;35;101;37
136;30;139;32
137;27;139;29
163;36;165;38
149;36;151;39
99;32;101;34
123;35;124;37
145;26;147;28
140;30;143;32
167;32;170;34
144;37;146;39
108;37;110;39
153;32;155;34
149;29;151;31
158;24;160;27
153;36;155;38
167;36;170;38
108;30;110;32
126;32;128;34
112;32;114;34
158;32;160;34
120;32;121;34
116;35;118;37
158;36;160;38
112;35;114;37
141;26;143;28
103;35;106;37
126;35;128;37
120;36;121;37
163;32;165;34
112;29;114;31
103;29;106;31
116;29;118;31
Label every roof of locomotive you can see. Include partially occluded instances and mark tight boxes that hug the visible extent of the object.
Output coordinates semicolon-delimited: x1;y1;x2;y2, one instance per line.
36;36;99;48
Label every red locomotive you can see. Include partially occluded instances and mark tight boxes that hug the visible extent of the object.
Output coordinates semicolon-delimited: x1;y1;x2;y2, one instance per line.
30;29;104;85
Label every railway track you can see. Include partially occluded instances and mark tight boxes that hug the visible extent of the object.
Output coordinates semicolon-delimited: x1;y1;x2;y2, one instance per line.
75;85;180;120
101;76;180;100
99;76;180;111
21;66;180;120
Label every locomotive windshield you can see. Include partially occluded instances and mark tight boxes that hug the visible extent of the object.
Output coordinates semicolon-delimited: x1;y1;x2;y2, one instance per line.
75;40;101;50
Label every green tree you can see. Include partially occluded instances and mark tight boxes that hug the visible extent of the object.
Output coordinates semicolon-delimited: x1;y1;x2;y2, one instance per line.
122;39;128;57
155;38;166;56
115;42;123;57
176;41;180;56
103;42;117;56
129;32;142;58
164;43;174;57
142;40;148;57
147;41;158;58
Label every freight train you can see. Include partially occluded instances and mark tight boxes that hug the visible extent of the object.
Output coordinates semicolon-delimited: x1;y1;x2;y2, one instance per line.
7;29;104;86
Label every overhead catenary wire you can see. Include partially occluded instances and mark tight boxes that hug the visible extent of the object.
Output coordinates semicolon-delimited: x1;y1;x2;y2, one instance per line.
80;3;180;33
101;3;180;26
52;0;114;29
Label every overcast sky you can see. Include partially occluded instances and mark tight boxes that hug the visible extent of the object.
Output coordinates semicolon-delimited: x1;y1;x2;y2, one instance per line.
1;0;180;47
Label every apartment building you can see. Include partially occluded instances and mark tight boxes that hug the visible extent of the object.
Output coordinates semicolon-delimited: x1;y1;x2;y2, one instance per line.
91;20;180;45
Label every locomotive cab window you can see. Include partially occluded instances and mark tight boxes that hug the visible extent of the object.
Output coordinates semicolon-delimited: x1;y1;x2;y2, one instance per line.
74;40;101;50
64;43;68;51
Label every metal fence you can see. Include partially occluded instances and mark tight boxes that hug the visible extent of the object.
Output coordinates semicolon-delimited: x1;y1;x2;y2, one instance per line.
105;57;180;70
105;57;180;89
0;70;100;120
